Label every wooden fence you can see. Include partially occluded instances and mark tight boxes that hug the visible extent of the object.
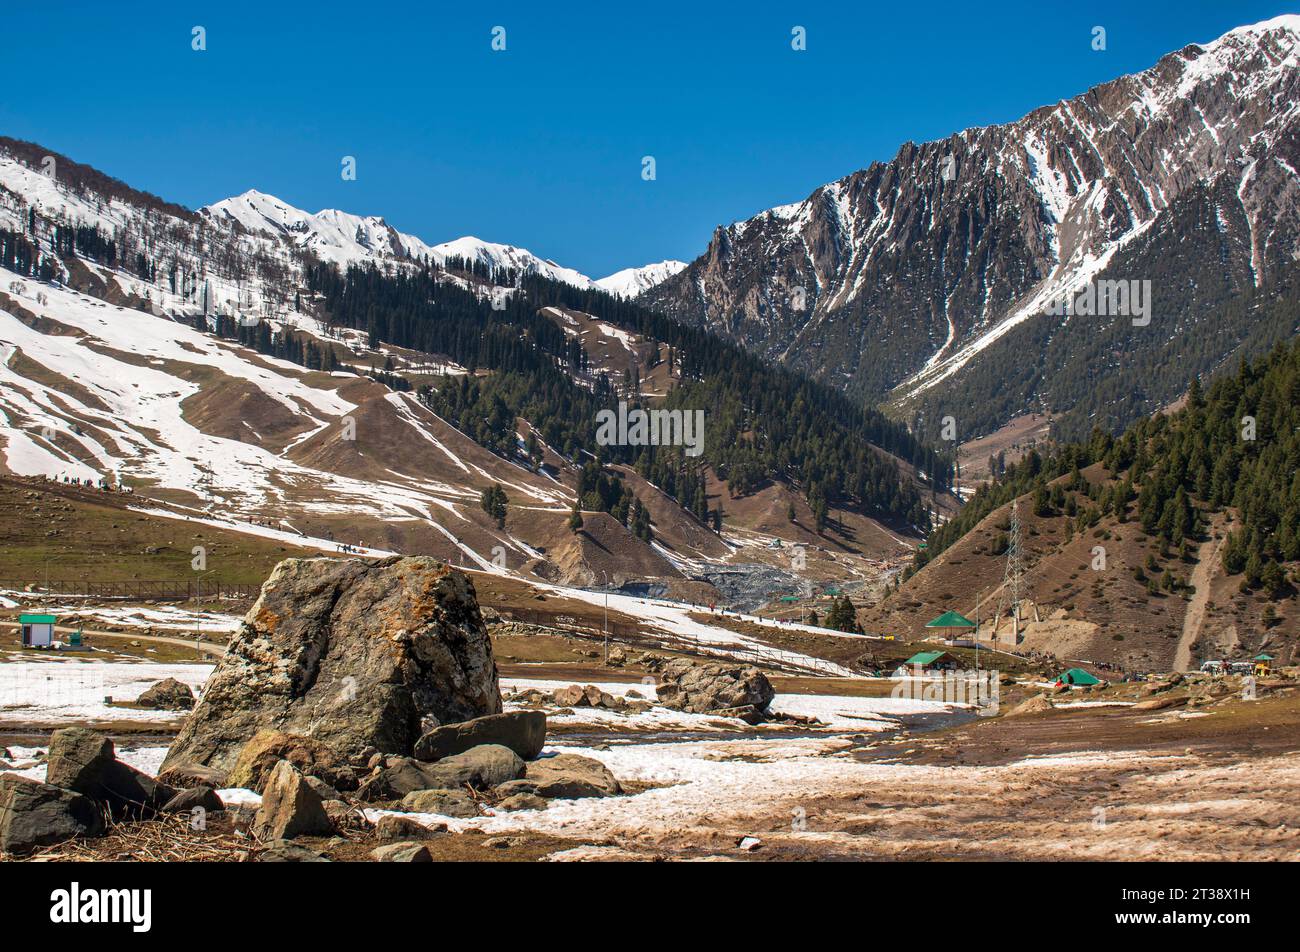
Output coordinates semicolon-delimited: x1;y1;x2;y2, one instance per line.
0;579;257;601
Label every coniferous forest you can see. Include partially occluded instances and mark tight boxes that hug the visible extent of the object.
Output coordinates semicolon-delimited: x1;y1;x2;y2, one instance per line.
914;337;1300;597
307;262;951;530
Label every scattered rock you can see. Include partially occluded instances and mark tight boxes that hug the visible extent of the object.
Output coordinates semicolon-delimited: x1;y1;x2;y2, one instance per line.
496;793;548;812
251;761;333;841
1133;694;1188;711
713;704;765;724
738;836;762;852
157;762;228;789
371;841;432;862
1005;694;1055;717
0;774;103;855
225;730;355;794
375;814;447;841
45;727;176;819
414;710;546;763
370;745;523;797
135;678;195;711
655;660;775;717
400;788;480;817
259;840;330;862
304;776;342;802
161;786;224;814
499;753;621;799
162;556;501;776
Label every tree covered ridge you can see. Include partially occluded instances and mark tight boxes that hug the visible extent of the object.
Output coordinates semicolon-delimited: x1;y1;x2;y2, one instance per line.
914;336;1300;599
307;262;949;530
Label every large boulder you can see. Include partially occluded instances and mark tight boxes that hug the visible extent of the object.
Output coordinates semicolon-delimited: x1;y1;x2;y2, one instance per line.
136;678;195;711
0;774;103;855
162;557;502;775
655;660;775;716
252;761;333;841
45;727;176;818
414;711;546;762
226;730;354;794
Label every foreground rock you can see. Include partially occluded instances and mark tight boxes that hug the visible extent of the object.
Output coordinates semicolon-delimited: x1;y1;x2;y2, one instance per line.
161;786;224;815
46;727;176;818
655;659;776;718
361;745;524;801
227;730;356;794
162;556;501;775
252;761;333;841
372;841;432;862
400;788;480;817
414;710;546;762
0;774;102;854
498;753;621;799
136;678;196;711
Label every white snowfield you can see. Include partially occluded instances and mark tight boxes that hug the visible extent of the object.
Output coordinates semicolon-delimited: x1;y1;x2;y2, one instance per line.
44;605;242;634
0;661;210;725
0;276;563;542
525;581;865;676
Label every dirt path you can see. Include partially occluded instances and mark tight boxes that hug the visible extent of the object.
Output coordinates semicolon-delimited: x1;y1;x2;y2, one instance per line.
1174;531;1225;671
0;622;225;658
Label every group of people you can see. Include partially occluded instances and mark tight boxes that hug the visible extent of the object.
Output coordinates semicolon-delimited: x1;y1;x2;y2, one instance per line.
43;474;134;494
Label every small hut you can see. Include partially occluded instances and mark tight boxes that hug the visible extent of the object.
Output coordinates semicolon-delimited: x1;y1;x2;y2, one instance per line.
1253;654;1274;677
20;613;57;648
900;650;960;674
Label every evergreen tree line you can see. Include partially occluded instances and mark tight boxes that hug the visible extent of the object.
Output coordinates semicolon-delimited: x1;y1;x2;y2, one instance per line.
913;338;1300;599
313;261;941;528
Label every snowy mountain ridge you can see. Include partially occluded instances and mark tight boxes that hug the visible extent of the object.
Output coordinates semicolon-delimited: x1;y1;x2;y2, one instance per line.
639;15;1300;438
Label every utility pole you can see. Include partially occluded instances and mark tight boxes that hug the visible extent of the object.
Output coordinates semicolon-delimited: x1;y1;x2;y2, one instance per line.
602;571;609;664
993;499;1024;644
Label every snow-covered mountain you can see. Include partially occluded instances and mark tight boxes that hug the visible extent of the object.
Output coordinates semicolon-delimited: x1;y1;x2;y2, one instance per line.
204;189;599;289
594;260;688;297
641;15;1300;439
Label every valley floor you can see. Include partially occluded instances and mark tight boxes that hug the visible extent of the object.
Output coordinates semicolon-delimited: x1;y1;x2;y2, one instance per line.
5;642;1297;862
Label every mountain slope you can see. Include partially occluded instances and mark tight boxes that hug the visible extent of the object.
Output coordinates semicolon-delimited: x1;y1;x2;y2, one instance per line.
641;15;1300;441
862;336;1300;670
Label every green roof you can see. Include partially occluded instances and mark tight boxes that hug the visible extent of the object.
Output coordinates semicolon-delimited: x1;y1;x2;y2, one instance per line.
1253;654;1274;661
19;614;57;625
904;651;948;666
1058;667;1101;686
925;610;975;629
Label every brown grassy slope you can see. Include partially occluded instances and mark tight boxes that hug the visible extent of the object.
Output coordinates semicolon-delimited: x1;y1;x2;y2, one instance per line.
0;474;319;586
858;464;1298;670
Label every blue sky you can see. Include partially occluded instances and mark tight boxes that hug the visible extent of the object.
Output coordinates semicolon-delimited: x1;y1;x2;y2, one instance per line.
3;2;1293;277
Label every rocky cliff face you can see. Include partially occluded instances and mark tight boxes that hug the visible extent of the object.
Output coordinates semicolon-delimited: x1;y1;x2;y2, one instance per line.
641;17;1300;437
162;557;501;773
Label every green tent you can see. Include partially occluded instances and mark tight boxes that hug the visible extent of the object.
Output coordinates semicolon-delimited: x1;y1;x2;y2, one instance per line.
1056;667;1101;686
1253;653;1274;661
